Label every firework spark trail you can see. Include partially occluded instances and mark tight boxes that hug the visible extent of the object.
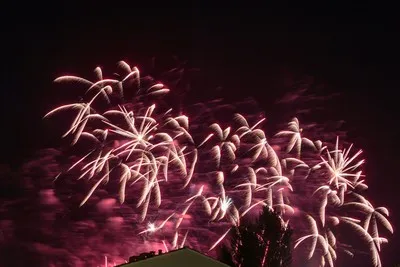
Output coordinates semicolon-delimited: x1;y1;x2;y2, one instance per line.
6;61;390;266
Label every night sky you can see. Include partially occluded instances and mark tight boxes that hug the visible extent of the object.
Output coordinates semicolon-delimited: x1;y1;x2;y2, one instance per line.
1;2;399;266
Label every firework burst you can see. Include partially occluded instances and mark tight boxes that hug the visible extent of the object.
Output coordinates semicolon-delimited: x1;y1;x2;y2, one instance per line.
42;61;392;266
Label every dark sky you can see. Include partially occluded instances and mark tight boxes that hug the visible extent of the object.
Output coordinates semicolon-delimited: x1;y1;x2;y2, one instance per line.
1;2;399;266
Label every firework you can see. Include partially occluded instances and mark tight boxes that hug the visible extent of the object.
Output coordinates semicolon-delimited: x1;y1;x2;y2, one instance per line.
42;61;392;266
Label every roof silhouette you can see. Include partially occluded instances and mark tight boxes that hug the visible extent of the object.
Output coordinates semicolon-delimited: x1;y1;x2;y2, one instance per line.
116;247;230;267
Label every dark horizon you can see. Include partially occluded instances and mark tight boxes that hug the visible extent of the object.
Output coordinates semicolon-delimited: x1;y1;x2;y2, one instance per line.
1;2;399;266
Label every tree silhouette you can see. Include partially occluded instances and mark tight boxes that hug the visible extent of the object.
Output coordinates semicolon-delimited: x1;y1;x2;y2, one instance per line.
218;207;292;267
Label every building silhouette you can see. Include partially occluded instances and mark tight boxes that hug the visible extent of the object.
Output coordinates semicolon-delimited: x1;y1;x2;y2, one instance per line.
116;247;230;267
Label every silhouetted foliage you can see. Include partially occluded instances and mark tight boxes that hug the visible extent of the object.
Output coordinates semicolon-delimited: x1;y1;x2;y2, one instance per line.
218;207;292;267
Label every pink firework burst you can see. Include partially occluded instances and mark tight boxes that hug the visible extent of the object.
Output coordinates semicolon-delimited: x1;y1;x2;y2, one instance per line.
30;61;393;266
